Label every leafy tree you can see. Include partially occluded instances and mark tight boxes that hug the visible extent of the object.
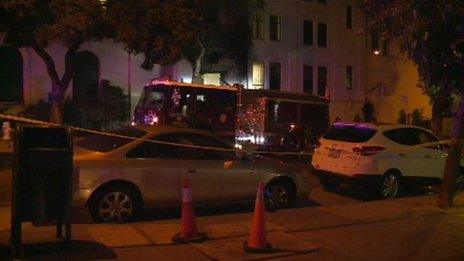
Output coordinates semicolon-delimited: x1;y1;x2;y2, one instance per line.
0;0;196;123
183;0;263;83
105;0;196;69
363;0;464;207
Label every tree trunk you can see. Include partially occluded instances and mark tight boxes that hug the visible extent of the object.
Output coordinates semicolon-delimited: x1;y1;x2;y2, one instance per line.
437;96;464;208
50;100;63;124
191;49;204;84
32;41;81;124
432;101;443;137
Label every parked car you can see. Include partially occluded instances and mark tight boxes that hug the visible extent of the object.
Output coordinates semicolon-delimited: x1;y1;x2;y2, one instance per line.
73;125;311;223
311;123;464;198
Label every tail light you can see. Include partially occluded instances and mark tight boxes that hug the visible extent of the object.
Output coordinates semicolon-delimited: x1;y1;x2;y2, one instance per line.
353;146;385;156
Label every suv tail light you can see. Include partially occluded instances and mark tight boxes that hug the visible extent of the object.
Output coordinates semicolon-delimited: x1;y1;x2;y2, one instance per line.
353;146;385;156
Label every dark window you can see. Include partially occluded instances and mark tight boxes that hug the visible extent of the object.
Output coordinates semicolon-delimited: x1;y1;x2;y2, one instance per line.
0;45;23;103
317;0;327;3
269;15;281;41
303;20;313;45
382;39;389;56
323;124;377;143
267;101;299;123
77;127;147;152
384;128;438;146
317;66;327;96
269;62;281;90
346;6;352;29
317;23;327;47
253;11;264;39
72;51;99;103
300;104;329;139
371;32;379;52
346;66;353;90
126;132;233;159
303;65;313;93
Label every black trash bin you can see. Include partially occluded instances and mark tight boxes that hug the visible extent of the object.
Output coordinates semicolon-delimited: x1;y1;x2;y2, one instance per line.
10;124;73;257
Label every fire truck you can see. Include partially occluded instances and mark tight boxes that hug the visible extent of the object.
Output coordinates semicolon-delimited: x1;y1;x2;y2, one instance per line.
134;78;329;151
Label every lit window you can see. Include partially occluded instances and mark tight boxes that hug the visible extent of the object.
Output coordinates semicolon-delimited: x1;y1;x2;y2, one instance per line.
253;11;264;39
202;73;221;85
252;61;265;89
269;15;281;41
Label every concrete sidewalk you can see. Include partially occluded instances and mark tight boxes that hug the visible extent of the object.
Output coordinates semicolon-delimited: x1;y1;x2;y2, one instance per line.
1;193;464;260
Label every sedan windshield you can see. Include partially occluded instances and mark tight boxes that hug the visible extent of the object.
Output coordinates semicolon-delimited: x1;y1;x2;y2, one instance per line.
76;127;147;152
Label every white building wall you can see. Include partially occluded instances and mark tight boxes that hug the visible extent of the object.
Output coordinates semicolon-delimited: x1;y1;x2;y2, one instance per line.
248;0;366;121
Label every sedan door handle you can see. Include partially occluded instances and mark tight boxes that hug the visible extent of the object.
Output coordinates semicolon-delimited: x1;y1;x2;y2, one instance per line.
425;154;437;159
188;168;196;173
398;153;405;157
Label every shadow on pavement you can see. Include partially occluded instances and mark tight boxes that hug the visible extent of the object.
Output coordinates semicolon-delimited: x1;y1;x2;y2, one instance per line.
323;183;437;202
138;199;321;223
0;240;116;260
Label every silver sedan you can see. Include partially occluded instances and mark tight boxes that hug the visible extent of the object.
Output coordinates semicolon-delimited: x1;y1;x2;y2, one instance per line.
73;125;311;223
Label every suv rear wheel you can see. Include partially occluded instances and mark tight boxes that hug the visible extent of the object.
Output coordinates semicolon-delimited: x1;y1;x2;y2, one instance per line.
379;171;401;199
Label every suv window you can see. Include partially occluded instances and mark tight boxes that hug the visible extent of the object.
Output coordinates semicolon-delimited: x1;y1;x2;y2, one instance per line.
383;128;438;146
323;124;377;143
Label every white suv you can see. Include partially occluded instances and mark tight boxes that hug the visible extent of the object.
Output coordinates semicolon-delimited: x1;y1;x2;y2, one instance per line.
311;123;464;198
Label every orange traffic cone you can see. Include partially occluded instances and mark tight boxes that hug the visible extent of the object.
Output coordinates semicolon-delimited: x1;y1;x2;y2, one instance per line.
172;178;207;243
243;181;273;253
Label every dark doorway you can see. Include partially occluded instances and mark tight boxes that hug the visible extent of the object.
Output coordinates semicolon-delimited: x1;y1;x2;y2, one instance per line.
72;51;99;103
0;45;23;103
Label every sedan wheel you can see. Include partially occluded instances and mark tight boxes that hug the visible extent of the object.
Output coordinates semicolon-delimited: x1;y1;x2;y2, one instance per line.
265;182;295;211
90;186;140;223
380;173;400;199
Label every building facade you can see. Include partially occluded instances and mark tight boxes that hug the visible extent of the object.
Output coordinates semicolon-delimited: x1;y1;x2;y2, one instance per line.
247;0;366;122
0;0;431;125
